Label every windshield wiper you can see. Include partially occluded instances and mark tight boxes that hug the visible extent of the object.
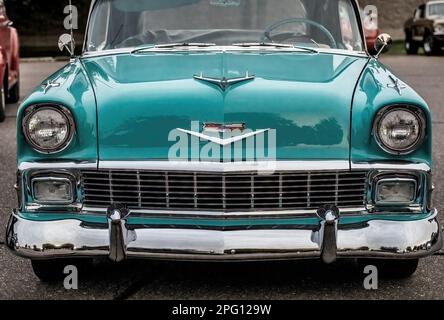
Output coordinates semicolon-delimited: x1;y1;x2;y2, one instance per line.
232;42;318;53
131;43;216;53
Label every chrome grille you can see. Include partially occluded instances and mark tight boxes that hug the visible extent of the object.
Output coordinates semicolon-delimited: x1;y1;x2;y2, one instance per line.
81;170;368;212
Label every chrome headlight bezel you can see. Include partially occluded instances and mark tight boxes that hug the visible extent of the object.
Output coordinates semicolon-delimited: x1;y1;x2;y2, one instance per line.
22;104;76;154
373;105;427;155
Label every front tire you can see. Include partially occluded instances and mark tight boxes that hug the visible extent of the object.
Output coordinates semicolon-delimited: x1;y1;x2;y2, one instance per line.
358;259;419;279
7;81;20;104
31;259;93;282
405;37;419;55
424;35;440;56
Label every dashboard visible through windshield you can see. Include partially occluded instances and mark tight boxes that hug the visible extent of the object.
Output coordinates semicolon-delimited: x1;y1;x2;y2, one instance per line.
86;0;364;52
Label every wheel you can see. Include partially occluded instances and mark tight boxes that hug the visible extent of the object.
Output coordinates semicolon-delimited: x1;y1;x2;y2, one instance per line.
424;34;439;56
358;259;419;279
405;37;418;55
0;87;6;123
31;259;93;282
7;81;20;104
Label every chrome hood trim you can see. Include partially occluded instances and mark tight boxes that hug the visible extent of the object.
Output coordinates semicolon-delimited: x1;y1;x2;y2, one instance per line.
98;160;350;172
17;160;431;174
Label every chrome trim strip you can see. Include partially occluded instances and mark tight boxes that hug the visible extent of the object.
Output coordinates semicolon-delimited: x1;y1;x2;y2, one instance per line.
351;162;431;172
7;209;441;261
81;206;366;217
81;46;369;59
18;161;98;171
98;161;351;172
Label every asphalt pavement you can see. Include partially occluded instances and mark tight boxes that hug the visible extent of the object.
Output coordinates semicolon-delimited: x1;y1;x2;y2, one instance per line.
1;56;444;300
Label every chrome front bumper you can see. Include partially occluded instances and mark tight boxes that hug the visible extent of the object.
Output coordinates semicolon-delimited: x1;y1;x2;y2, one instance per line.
6;210;442;262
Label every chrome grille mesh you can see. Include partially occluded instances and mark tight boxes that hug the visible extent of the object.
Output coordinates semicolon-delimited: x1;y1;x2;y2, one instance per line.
81;170;368;212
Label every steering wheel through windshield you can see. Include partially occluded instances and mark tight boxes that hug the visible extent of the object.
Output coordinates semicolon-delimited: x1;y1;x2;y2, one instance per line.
262;18;337;49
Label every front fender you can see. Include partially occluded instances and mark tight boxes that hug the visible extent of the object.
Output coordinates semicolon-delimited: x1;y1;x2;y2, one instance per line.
351;59;432;166
16;60;98;164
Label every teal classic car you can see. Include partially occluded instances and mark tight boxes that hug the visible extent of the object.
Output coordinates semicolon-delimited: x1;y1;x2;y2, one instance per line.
6;0;441;281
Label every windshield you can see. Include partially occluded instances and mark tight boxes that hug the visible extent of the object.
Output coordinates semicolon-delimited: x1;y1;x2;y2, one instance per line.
86;0;364;52
429;3;444;16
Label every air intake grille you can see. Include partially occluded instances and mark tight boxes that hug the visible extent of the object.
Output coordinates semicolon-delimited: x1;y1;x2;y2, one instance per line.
81;170;368;212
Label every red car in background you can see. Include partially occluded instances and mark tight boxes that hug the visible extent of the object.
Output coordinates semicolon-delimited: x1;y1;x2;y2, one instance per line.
0;0;19;122
362;6;379;54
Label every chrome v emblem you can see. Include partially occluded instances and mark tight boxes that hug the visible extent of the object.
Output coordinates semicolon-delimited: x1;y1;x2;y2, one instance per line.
177;128;270;146
193;72;255;91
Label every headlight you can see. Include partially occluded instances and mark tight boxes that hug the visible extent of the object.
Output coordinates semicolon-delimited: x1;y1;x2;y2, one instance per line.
374;106;426;155
435;24;444;35
22;105;75;153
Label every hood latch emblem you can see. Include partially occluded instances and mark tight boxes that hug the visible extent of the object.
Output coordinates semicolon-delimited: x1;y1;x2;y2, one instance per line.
193;72;255;91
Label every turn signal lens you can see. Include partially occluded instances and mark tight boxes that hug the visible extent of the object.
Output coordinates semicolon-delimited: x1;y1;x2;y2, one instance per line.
32;178;74;204
375;179;417;205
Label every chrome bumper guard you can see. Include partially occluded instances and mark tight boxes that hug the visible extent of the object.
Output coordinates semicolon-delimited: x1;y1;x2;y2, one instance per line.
6;208;442;263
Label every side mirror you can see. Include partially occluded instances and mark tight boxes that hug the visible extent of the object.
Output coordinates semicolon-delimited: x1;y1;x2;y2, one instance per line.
58;33;75;57
374;33;392;58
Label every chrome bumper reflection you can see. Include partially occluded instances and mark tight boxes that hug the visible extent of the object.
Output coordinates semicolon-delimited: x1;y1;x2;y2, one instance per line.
6;210;442;262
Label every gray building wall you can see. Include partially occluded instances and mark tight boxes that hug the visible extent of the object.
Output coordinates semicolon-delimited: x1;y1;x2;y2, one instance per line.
359;0;426;39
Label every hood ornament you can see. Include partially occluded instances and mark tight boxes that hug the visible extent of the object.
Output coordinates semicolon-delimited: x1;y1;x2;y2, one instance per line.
193;72;255;91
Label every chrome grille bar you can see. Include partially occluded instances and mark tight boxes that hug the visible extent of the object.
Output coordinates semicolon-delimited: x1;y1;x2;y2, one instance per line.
165;172;170;209
81;170;368;213
137;170;142;208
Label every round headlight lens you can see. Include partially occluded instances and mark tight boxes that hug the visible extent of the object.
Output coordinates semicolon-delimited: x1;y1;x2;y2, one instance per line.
23;106;75;153
435;24;444;34
375;106;426;154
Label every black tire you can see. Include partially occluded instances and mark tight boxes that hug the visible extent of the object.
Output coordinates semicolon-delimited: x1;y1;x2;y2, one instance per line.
358;259;419;279
424;34;439;56
7;81;20;104
405;37;419;55
0;87;6;123
31;259;93;282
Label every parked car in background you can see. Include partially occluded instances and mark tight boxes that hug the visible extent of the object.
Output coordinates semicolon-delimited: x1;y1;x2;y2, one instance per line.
6;0;441;282
0;0;20;122
405;0;444;55
361;6;379;54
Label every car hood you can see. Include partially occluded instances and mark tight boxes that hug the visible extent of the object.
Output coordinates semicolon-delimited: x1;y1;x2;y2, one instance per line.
82;51;368;161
